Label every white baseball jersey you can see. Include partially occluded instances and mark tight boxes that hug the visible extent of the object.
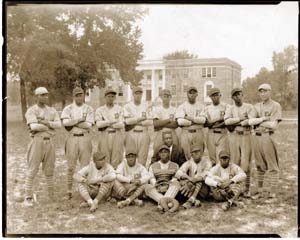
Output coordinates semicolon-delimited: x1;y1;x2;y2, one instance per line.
78;162;116;183
116;160;150;184
95;104;124;129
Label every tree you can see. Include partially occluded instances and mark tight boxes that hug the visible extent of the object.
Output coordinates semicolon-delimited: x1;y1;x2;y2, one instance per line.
163;50;198;60
6;4;148;121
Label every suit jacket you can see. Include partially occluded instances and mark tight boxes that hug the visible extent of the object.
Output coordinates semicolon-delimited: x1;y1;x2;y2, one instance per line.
151;144;187;167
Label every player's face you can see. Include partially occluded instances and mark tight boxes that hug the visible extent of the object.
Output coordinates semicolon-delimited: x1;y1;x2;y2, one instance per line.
133;91;143;103
37;93;49;105
161;94;171;105
210;93;221;105
159;149;170;163
259;89;271;102
220;157;230;168
126;154;137;167
187;90;198;103
105;93;116;105
163;134;173;147
94;158;106;169
232;92;243;105
191;150;202;163
74;93;84;105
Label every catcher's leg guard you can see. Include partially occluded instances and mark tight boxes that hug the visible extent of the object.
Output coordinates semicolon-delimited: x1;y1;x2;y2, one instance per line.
165;180;180;198
127;185;146;203
145;184;164;203
112;180;127;199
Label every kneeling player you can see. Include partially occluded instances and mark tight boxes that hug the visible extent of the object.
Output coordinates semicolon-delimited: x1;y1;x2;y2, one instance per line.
175;144;212;209
113;147;150;208
145;145;180;213
73;151;116;212
205;150;246;211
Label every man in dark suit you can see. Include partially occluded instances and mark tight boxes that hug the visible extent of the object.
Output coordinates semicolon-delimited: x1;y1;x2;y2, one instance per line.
151;132;187;167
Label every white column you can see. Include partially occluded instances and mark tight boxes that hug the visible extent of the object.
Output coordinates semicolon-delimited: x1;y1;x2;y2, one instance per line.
151;69;155;101
127;84;131;102
162;68;166;89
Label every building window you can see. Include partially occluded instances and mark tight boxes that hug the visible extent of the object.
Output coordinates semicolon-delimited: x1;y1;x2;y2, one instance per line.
146;89;152;101
171;85;176;95
183;85;188;93
118;85;123;96
202;68;206;78
212;67;216;77
158;70;163;81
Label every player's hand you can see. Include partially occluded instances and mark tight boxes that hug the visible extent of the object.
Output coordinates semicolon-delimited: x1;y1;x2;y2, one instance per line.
263;116;271;122
220;179;231;189
81;178;87;183
90;202;98;213
77;117;86;124
39;119;50;127
109;119;118;125
184;115;194;122
240;119;249;126
131;179;141;186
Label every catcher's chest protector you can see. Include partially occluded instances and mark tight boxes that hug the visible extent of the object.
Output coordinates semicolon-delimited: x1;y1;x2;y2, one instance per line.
152;162;178;181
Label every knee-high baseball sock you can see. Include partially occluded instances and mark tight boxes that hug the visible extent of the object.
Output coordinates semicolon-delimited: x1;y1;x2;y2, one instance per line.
45;175;54;199
113;181;127;199
25;172;35;199
245;173;251;192
67;169;74;193
95;182;112;203
128;185;145;202
78;183;93;204
256;169;264;192
268;172;279;196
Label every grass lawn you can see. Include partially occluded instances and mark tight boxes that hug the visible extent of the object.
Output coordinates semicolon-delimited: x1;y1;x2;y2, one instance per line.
4;118;298;236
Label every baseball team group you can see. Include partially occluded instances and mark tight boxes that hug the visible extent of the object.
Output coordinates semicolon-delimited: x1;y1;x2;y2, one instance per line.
22;82;281;213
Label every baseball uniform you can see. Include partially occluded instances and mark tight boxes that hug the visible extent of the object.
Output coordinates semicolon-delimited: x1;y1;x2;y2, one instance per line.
95;104;124;169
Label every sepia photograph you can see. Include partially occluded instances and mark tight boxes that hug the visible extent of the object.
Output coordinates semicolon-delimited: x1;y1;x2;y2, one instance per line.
3;1;298;237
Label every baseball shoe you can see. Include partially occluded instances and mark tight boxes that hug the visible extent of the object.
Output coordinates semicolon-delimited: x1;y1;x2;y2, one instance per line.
221;200;232;211
264;193;278;204
79;201;90;208
242;191;252;198
24;198;34;207
194;199;202;207
157;204;164;212
251;192;264;200
183;201;192;209
133;199;143;207
117;199;130;208
67;191;72;200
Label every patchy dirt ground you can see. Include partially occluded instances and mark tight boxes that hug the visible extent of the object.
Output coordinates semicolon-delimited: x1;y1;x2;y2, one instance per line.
5;120;298;236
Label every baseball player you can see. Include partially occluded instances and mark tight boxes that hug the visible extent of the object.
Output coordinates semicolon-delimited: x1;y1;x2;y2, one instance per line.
61;87;95;199
145;145;180;213
152;89;179;153
248;83;282;202
175;86;206;160
224;88;255;196
202;87;229;166
113;147;150;208
205;150;246;211
73;151;116;212
24;87;61;207
175;144;212;209
151;131;186;166
95;87;124;169
123;86;153;166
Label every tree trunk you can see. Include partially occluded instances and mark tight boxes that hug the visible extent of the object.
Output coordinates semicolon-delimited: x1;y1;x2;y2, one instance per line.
20;77;27;122
61;99;66;109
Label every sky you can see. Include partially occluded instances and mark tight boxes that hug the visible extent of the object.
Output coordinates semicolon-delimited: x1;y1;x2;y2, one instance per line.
137;2;298;80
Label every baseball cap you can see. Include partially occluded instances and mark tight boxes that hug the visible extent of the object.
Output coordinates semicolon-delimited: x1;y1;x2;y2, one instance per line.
187;86;198;93
132;86;143;93
126;147;137;156
93;151;106;161
158;145;170;152
208;87;221;97
105;87;117;96
73;87;84;96
160;89;171;96
219;150;230;159
34;87;48;95
231;88;243;97
258;83;271;91
191;144;203;153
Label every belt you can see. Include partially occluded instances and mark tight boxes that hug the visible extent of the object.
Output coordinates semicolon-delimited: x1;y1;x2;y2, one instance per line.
235;130;251;135
133;129;143;133
213;130;222;134
73;133;85;137
188;129;197;133
43;137;50;140
255;131;274;136
107;130;116;133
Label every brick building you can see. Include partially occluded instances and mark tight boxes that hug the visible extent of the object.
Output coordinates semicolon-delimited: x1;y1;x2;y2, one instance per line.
87;57;242;108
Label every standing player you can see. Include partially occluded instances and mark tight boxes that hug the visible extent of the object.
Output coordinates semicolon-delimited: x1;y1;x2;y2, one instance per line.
123;86;153;166
152;89;178;153
202;88;228;166
61;87;94;199
24;87;61;207
248;84;282;202
73;151;116;213
113;147;150;208
224;88;255;196
175;144;212;209
145;145;180;212
205;150;246;211
175;86;206;160
95;87;124;169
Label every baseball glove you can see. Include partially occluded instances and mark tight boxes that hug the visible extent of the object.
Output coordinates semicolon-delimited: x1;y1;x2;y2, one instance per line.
159;197;179;213
180;180;195;198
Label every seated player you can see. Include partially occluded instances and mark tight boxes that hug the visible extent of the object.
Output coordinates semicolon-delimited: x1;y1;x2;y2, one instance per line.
73;151;116;212
205;150;246;211
145;145;180;213
175;144;212;209
113;147;150;208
